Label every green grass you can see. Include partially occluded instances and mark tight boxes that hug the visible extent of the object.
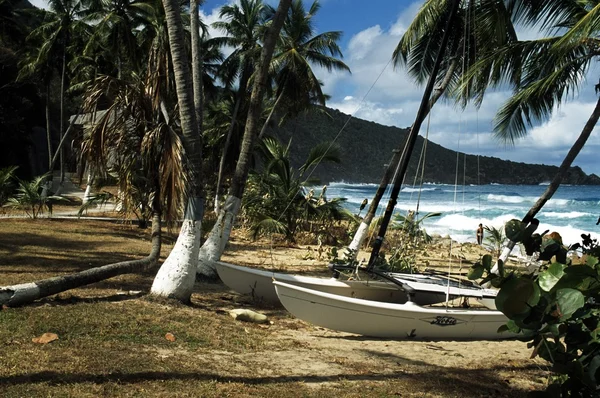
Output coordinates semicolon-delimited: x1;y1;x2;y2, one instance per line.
0;219;549;397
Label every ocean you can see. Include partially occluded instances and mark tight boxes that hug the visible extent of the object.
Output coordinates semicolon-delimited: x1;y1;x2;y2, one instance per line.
324;182;600;246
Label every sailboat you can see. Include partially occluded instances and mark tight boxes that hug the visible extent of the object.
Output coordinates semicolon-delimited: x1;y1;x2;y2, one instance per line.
216;261;497;306
216;0;499;312
273;281;511;340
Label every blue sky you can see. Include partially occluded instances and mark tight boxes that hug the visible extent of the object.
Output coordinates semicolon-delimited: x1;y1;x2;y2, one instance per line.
30;0;600;176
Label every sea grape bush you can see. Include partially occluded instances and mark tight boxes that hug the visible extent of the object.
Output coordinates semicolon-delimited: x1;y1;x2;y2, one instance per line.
469;219;600;397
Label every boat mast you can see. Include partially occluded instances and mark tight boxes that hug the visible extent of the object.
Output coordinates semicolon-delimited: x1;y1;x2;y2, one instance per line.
367;0;461;271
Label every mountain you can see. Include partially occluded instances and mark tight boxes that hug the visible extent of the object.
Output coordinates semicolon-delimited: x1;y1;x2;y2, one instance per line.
273;107;600;185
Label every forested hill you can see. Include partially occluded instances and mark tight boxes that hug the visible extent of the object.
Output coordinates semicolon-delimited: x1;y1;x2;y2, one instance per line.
273;108;600;185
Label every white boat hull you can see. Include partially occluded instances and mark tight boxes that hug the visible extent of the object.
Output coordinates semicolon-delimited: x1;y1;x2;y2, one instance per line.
216;261;408;305
273;281;513;340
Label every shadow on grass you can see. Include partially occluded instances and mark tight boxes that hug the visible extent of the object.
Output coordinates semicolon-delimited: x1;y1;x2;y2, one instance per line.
0;364;539;396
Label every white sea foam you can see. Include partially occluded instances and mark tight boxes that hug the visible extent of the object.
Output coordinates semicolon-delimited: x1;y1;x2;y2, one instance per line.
542;211;590;219
327;181;378;188
395;203;479;213
401;187;438;193
487;194;526;204
487;194;573;206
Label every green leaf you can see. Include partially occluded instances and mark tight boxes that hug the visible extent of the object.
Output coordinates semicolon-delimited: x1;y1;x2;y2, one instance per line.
481;254;493;271
587;256;599;268
505;219;525;242
496;277;541;318
467;265;484;280
556;288;585;321
585;355;600;389
505;319;521;333
497;259;505;278
539;263;566;292
558;266;600;292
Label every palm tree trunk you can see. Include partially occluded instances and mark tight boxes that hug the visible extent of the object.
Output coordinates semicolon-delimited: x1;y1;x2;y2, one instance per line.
346;58;459;257
45;83;53;172
197;0;292;278
57;46;66;194
0;214;161;306
257;88;286;140
190;0;203;132
151;0;204;302
367;0;460;269
494;96;600;270
214;63;252;214
83;169;94;205
42;83;53;199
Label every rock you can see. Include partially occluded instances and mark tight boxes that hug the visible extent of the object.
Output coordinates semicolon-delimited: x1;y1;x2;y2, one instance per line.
229;309;269;324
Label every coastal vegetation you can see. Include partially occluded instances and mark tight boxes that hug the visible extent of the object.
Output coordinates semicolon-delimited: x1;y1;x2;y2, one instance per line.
1;0;600;396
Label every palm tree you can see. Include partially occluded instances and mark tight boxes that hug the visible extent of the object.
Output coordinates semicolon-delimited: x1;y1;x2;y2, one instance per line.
461;0;600;266
84;0;153;78
20;0;90;191
212;0;269;213
80;74;186;225
196;0;292;277
257;0;350;139
346;0;518;258
243;136;344;242
5;173;68;218
149;0;205;302
483;225;505;257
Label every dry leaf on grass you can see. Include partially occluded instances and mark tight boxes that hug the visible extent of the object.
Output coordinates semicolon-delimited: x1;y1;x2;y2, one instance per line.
165;333;176;342
32;333;59;344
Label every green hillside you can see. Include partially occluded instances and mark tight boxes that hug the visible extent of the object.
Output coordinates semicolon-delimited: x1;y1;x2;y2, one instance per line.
274;107;600;185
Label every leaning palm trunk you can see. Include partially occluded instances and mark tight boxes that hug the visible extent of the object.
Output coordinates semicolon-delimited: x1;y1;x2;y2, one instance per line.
0;214;161;306
190;0;203;133
493;97;600;272
150;0;204;302
345;59;458;258
214;64;251;214
42;83;53;199
257;88;286;140
56;46;67;195
197;0;292;278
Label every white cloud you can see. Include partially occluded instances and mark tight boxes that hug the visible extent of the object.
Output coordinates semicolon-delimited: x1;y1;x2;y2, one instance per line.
28;0;49;9
526;102;600;148
347;25;383;61
389;2;422;36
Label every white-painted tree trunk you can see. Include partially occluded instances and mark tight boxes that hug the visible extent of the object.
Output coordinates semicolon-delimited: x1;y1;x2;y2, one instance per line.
346;221;370;259
490;242;516;275
115;188;124;212
151;218;202;302
82;171;94;205
197;196;241;277
214;192;221;215
0;282;41;306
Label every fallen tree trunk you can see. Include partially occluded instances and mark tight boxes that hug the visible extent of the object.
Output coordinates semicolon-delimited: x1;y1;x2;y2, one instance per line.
0;214;161;307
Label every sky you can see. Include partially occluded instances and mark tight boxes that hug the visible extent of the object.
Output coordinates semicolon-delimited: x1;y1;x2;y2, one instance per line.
29;0;600;176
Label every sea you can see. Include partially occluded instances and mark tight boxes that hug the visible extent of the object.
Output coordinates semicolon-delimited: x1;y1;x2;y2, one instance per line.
323;182;600;247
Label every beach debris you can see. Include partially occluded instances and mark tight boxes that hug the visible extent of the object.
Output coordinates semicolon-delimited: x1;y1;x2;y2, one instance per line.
32;332;59;344
228;308;269;324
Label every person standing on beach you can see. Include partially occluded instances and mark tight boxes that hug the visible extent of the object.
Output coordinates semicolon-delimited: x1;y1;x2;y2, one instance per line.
476;224;484;245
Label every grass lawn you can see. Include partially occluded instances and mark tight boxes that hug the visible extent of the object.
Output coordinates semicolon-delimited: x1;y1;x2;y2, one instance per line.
0;218;550;397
